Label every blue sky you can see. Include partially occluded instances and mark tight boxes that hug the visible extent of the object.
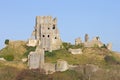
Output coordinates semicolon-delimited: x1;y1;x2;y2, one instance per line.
0;0;120;52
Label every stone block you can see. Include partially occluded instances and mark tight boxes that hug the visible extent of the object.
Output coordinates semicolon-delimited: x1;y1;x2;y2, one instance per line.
28;51;41;69
27;39;37;47
0;58;6;61
68;48;83;54
56;59;69;72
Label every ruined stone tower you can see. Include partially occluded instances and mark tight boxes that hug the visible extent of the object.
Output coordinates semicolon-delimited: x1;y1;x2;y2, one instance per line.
33;16;62;51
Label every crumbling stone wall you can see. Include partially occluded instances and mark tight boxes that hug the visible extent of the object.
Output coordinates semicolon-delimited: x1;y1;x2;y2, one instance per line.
28;47;44;69
75;37;82;45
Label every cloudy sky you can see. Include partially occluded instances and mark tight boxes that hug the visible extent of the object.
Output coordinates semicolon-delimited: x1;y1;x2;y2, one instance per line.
0;0;120;52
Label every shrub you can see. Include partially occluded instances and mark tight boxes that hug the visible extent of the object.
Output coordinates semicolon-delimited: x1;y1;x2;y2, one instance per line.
5;39;9;45
104;55;119;65
45;51;56;57
3;54;14;61
62;42;71;50
23;46;36;57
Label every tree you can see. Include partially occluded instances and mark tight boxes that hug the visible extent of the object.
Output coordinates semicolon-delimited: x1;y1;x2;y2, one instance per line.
5;39;9;45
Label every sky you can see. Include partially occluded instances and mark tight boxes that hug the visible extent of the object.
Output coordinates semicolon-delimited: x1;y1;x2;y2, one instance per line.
0;0;120;52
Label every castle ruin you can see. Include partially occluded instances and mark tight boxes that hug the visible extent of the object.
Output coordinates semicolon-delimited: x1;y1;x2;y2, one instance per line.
27;16;112;74
27;16;62;51
28;16;66;74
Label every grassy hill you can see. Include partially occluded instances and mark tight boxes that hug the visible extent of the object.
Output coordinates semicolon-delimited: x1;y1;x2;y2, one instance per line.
0;41;120;80
0;40;36;61
45;43;120;67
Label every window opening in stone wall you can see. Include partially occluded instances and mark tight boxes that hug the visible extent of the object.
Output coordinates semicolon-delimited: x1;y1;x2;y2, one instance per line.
53;24;55;29
48;35;50;38
55;37;57;39
43;35;45;37
48;27;50;30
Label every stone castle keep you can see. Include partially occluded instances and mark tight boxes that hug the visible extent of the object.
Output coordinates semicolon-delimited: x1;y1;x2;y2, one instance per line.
27;16;62;51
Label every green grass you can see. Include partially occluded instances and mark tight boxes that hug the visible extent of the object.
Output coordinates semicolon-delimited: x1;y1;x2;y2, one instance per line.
45;48;107;66
0;41;37;61
0;41;27;61
62;42;84;50
0;46;16;61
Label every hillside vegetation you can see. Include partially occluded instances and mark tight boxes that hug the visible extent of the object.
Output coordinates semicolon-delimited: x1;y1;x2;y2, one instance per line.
46;43;120;67
0;41;120;80
0;40;36;61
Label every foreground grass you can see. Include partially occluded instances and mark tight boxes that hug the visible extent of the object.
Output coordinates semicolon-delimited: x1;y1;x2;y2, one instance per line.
0;63;120;80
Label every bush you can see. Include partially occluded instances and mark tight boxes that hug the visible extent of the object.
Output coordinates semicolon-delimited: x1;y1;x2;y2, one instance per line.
5;39;9;45
104;55;119;65
62;42;71;50
23;46;36;57
3;54;14;61
45;51;56;57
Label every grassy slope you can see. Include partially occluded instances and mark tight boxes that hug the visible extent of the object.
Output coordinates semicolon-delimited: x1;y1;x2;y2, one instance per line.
45;48;118;66
0;41;27;61
0;41;120;80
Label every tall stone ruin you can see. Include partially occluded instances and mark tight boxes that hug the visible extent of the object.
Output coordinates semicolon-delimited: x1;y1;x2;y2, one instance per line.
28;16;63;73
27;16;62;51
85;34;89;42
28;46;44;69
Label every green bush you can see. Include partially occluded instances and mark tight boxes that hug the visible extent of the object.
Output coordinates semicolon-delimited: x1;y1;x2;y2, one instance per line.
62;42;71;50
45;51;56;57
3;54;14;61
5;39;9;45
23;46;36;57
